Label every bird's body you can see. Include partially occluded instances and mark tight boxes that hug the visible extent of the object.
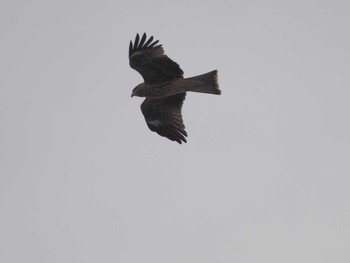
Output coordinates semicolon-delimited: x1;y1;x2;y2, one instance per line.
129;33;221;144
132;71;219;98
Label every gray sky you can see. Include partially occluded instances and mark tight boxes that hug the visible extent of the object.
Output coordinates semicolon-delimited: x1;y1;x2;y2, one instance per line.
1;0;349;262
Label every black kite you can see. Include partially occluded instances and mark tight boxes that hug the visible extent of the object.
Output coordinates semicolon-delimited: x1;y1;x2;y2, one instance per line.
129;33;221;144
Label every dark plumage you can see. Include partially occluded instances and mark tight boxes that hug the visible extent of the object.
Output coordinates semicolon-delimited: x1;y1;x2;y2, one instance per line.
129;33;221;144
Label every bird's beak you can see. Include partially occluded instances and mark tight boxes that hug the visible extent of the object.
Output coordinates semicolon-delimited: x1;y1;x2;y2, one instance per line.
131;93;134;98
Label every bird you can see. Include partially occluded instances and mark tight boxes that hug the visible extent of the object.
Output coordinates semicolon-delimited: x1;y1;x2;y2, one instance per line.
129;33;221;144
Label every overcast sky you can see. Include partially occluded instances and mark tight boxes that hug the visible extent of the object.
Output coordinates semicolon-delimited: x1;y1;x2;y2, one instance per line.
1;0;349;262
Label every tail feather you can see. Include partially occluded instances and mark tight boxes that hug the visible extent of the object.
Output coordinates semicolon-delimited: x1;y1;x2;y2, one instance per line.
185;70;221;95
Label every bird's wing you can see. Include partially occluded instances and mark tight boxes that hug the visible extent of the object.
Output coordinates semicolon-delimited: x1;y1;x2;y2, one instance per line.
141;93;187;144
129;33;184;84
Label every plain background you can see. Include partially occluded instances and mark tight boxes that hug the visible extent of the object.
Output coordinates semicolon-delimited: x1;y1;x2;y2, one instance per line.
1;0;349;262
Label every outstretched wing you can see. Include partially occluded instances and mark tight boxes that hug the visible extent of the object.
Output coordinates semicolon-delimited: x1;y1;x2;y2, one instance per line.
141;93;187;144
129;33;184;84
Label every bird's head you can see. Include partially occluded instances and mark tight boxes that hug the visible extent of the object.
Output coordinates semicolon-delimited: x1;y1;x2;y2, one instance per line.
131;83;145;97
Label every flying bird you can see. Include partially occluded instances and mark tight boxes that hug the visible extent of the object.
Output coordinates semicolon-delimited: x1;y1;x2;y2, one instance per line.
129;33;221;144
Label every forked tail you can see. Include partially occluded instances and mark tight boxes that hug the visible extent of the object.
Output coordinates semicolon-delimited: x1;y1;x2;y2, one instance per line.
185;70;221;95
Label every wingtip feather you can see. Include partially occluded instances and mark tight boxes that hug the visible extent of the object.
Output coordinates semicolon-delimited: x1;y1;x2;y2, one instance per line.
139;33;147;46
144;35;154;47
129;33;164;58
134;34;140;50
129;41;132;56
149;39;159;47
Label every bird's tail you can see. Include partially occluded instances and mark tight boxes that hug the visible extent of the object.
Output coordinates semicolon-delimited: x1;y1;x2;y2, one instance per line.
184;70;221;95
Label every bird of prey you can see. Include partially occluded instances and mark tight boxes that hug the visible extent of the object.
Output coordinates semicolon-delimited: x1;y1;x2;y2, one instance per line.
129;33;221;144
